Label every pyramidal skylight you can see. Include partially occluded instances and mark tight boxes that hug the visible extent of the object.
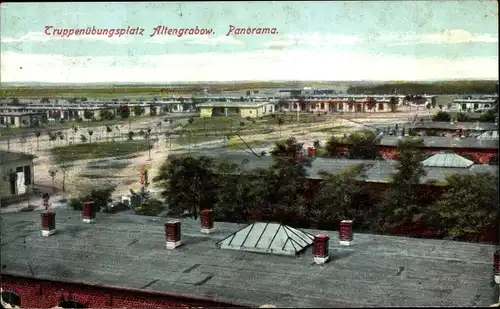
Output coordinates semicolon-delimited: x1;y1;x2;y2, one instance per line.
216;222;314;256
422;151;474;168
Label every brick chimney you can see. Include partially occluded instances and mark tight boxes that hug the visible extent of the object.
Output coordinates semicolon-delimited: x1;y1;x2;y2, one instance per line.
200;209;214;234
339;220;353;246
307;147;315;157
295;151;302;162
313;233;329;265
165;220;182;249
82;201;96;223
494;250;500;284
41;211;56;237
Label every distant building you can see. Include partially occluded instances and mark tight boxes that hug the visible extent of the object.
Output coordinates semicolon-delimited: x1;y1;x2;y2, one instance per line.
453;98;497;112
0;112;45;128
198;102;275;118
0;150;35;203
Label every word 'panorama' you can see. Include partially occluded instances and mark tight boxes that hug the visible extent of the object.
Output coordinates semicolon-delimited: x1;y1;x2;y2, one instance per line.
225;25;278;36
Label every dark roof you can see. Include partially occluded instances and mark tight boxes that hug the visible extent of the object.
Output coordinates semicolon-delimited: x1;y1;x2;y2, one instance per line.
0;150;36;165
186;153;497;183
413;122;498;131
378;136;498;149
1;210;497;307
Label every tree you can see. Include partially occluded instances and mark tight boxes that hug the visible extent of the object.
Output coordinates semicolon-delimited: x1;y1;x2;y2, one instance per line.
277;116;284;137
41;97;50;103
456;112;469;122
134;105;145;116
311;164;367;228
48;168;57;194
118;105;131;119
479;110;496;122
267;138;311;224
426;173;498;241
432;111;451;122
35;131;41;150
106;126;112;141
325;135;346;157
344;130;378;159
376;138;427;232
11;98;20;105
153;155;218;219
389;96;398;113
150;106;157;116
128;131;134;140
83;109;93;120
80;134;87;143
87;130;93;143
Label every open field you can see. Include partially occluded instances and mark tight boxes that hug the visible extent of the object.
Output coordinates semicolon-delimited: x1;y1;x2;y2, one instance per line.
50;140;152;164
0;82;340;98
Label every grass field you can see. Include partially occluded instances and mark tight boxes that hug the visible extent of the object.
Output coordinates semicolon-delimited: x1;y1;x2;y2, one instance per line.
50;140;151;164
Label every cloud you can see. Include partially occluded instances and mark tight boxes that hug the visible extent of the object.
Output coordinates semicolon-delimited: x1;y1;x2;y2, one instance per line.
149;35;244;45
382;29;498;45
264;29;498;48
1;50;497;83
264;33;362;49
1;31;244;46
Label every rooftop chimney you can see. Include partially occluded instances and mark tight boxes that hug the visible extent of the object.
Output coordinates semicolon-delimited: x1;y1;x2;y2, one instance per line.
307;147;315;157
41;212;56;237
494;250;500;284
82;201;96;223
339;220;353;246
313;233;329;265
165;220;182;250
200;209;214;234
295;151;302;162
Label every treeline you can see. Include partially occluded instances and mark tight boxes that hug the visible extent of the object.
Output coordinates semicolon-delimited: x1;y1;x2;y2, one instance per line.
152;136;498;243
347;80;498;95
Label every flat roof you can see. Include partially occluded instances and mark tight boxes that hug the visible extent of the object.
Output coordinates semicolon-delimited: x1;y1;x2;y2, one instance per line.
378;136;498;149
0;112;45;116
413;121;498;131
0;150;36;164
197;102;270;108
1;210;496;307
176;153;498;183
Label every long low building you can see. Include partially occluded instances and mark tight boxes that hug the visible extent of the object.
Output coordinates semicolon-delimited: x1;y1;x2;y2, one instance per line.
1;209;497;308
0;112;45;128
198;102;275;118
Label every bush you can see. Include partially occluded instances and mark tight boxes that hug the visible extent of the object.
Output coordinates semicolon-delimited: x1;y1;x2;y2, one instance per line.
67;198;83;210
134;198;165;216
103;201;130;213
432;111;451;122
456;112;469;122
70;186;116;212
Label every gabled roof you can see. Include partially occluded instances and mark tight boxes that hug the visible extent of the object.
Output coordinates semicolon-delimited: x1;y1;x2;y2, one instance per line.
422;151;474;168
216;222;314;256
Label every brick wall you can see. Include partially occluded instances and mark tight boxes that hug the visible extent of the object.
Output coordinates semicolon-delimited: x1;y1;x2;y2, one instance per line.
0;274;240;308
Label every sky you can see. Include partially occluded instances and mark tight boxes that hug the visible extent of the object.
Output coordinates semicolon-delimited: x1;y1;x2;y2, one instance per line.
0;1;498;83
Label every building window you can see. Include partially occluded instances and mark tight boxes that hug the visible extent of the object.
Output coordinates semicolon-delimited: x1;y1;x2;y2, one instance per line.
320;103;325;109
338;103;343;110
1;290;21;307
473;103;479;109
348;103;354;111
10;117;15;125
24;165;32;185
0;117;4;125
293;103;297;109
378;103;384;110
461;104;466;110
